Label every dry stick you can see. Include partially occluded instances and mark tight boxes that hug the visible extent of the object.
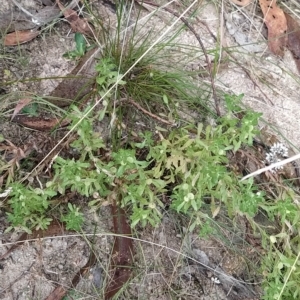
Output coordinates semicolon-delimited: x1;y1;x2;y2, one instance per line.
135;0;221;116
121;98;175;126
241;152;300;181
11;0;39;21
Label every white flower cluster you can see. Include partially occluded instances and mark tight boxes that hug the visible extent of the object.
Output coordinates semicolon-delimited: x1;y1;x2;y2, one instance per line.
211;276;220;284
0;187;12;198
270;143;289;158
265;142;289;171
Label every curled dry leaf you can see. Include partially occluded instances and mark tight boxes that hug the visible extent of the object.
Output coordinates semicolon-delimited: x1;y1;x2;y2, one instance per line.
259;0;287;56
45;287;66;300
0;139;27;169
4;30;39;46
56;0;94;36
13;115;70;131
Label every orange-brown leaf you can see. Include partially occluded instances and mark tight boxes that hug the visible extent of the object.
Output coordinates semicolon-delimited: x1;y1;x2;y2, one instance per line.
285;13;300;73
259;0;287;56
4;30;39;46
56;0;78;21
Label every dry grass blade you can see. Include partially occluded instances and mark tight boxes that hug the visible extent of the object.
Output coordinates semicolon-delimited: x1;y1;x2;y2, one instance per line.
45;250;97;300
135;0;221;116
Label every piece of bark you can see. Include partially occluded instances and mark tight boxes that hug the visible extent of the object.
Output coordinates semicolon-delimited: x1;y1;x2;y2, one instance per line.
48;47;100;107
105;204;134;299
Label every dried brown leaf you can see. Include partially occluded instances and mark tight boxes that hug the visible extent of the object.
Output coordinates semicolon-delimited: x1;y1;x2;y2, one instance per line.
4;30;39;46
56;0;94;36
259;0;287;56
12;115;70;131
0;139;26;175
11;98;33;121
285;13;300;73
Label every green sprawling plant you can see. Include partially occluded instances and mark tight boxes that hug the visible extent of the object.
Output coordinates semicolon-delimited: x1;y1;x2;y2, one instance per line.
3;1;300;298
6;88;263;231
6;91;300;298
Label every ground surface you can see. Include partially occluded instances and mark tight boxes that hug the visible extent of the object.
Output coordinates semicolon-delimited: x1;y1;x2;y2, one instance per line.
1;0;300;299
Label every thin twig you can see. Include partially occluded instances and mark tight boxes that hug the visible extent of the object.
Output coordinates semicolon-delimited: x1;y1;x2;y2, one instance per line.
196;9;274;105
135;0;222;116
120;98;176;126
11;0;40;21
